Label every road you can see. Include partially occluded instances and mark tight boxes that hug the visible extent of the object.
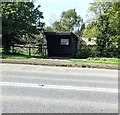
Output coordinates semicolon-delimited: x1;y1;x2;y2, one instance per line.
0;63;118;113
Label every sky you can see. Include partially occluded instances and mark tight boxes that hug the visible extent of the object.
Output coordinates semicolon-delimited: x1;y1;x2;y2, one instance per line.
34;0;94;26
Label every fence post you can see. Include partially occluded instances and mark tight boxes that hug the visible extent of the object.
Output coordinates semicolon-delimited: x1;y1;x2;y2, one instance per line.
29;45;31;56
12;46;14;53
40;44;42;53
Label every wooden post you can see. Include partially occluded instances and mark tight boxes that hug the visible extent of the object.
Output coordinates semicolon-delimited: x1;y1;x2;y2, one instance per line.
29;46;31;56
40;44;42;53
12;46;14;53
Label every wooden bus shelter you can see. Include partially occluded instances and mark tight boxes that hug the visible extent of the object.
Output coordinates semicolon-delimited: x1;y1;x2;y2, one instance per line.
44;32;78;57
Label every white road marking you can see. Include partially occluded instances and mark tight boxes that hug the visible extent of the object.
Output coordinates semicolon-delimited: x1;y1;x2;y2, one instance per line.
0;82;118;93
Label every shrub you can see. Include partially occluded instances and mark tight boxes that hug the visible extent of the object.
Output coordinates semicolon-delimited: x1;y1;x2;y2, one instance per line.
77;40;92;58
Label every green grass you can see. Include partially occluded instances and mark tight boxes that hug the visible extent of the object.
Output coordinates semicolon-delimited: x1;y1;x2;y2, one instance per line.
1;53;119;65
69;57;119;65
1;53;42;59
0;47;119;65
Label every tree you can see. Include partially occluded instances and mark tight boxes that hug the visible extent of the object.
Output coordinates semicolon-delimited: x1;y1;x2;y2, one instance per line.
47;9;83;33
44;26;54;32
96;2;120;57
82;21;98;38
96;13;110;57
75;22;85;37
86;1;120;57
60;9;83;32
52;21;64;31
2;2;44;54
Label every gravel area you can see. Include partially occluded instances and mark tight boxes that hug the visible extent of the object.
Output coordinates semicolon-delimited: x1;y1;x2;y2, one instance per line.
0;58;119;70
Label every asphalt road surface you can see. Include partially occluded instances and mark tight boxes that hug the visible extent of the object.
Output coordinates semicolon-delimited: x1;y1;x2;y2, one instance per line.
0;63;118;113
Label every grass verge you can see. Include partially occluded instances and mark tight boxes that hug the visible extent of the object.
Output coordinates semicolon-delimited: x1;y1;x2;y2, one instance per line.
1;52;119;65
69;57;119;65
1;53;42;59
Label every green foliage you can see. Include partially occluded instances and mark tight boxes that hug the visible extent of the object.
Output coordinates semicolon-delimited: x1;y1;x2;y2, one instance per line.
45;26;54;32
45;9;83;33
52;21;65;32
76;23;85;36
60;9;83;32
85;1;120;58
83;21;98;38
2;2;44;54
77;40;92;58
